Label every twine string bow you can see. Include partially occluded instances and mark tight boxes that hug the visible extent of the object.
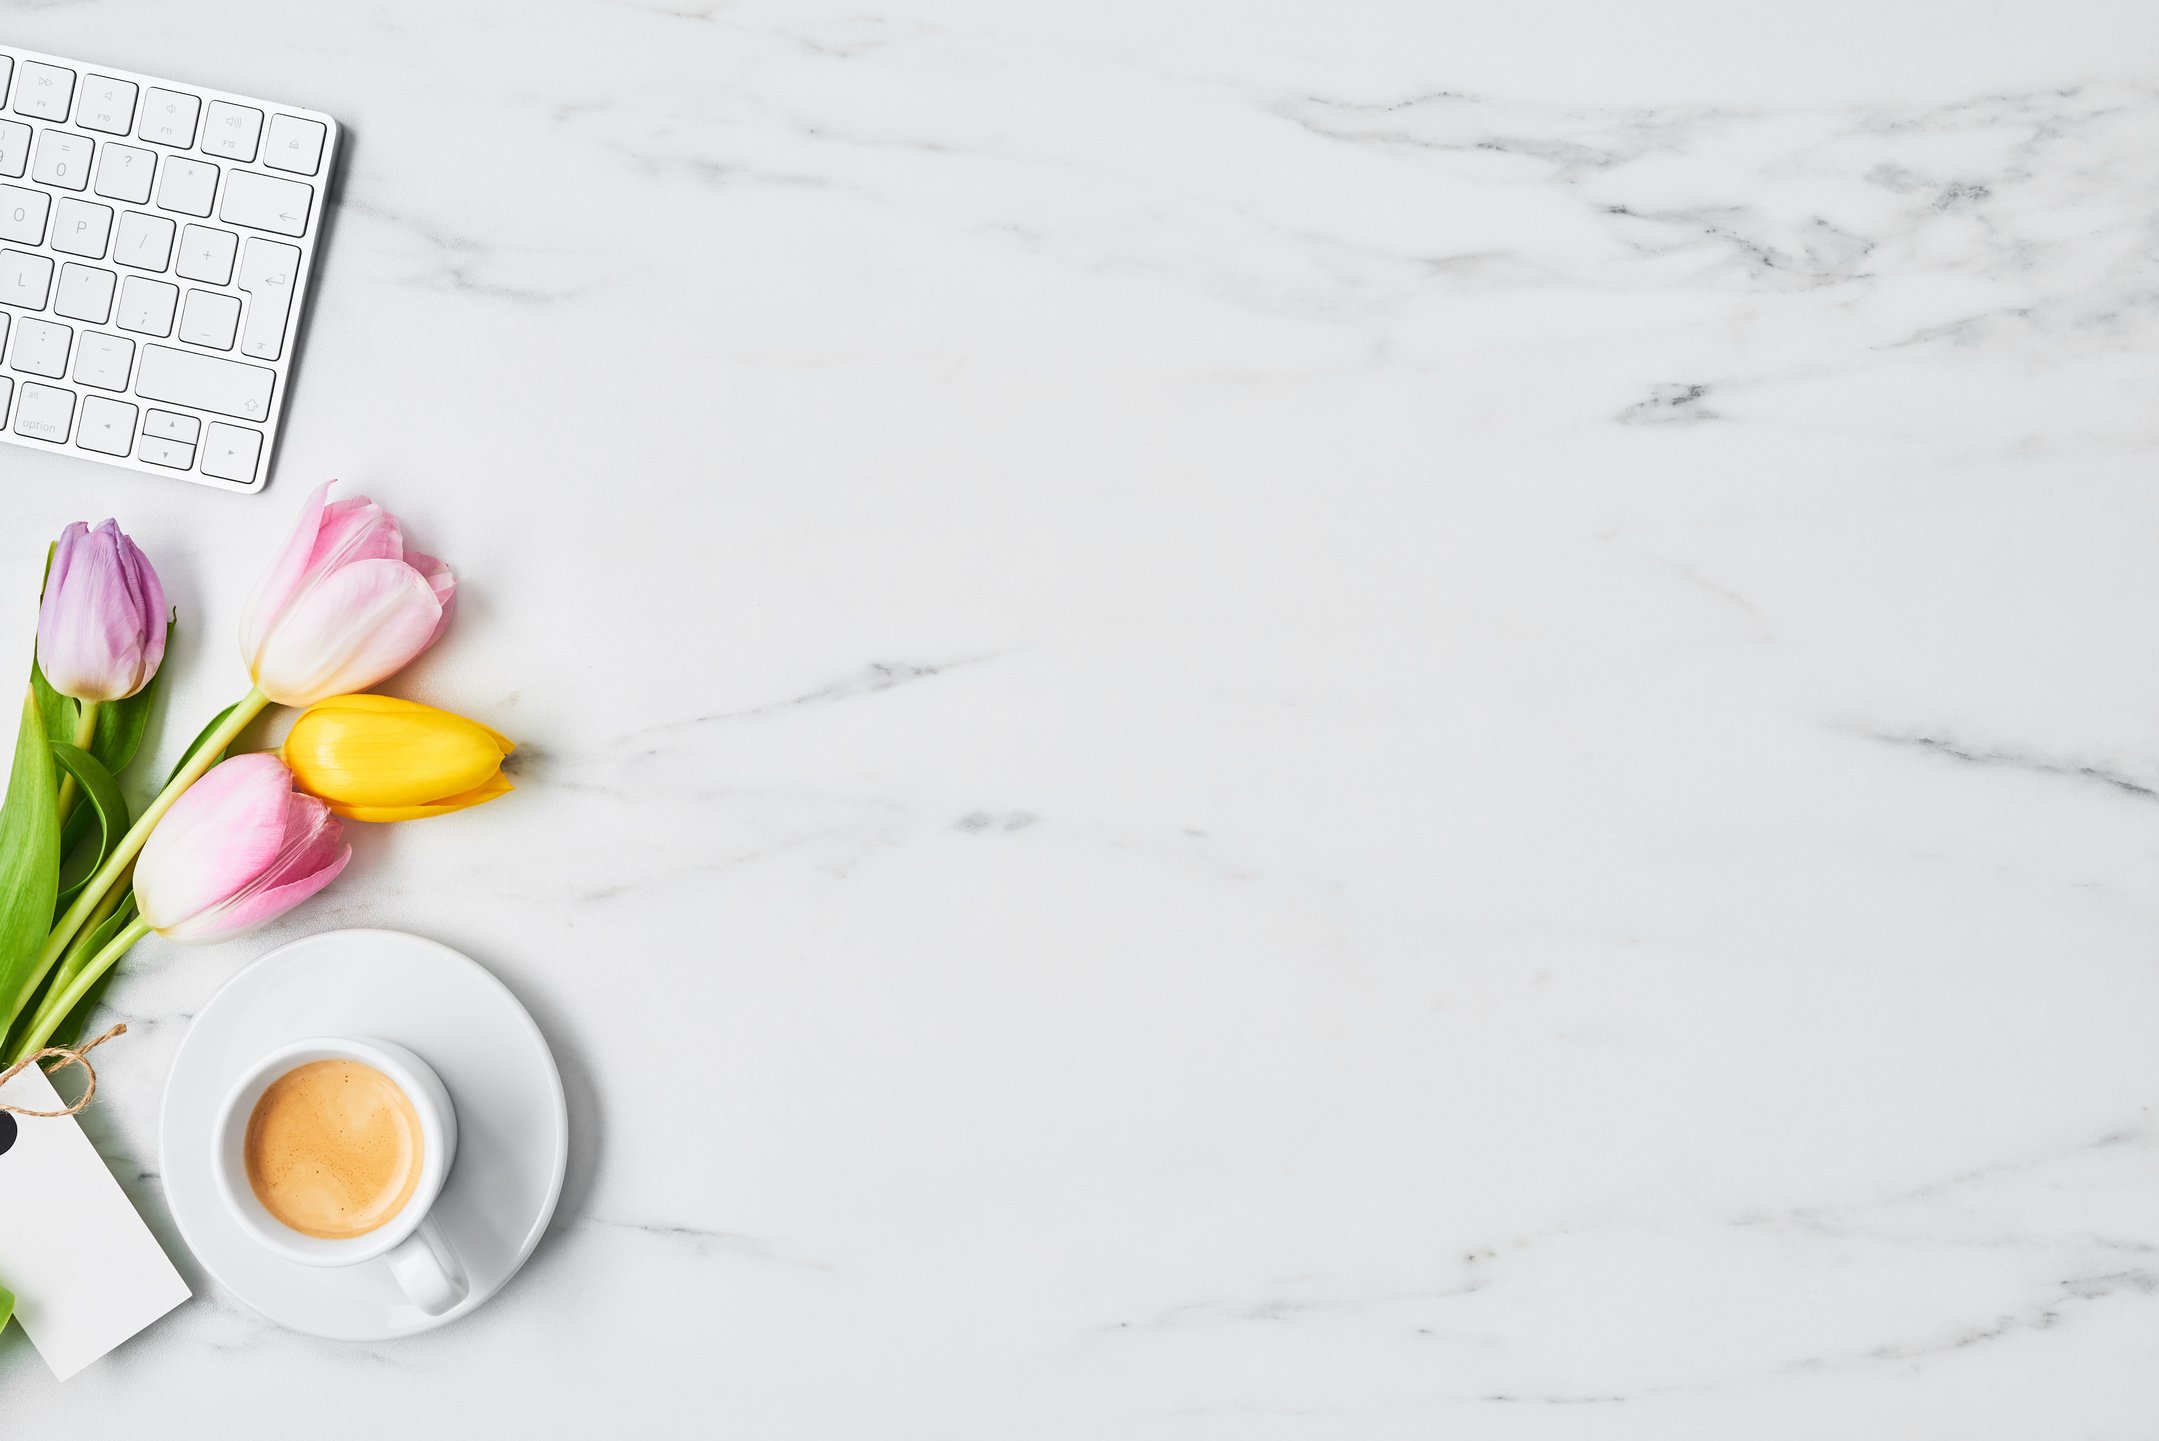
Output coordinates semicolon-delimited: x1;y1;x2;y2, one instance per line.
0;1024;128;1118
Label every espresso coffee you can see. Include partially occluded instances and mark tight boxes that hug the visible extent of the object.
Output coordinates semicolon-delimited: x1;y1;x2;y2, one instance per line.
243;1059;424;1240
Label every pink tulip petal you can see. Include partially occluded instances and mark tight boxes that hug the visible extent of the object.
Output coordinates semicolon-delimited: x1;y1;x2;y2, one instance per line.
310;496;404;571
239;482;333;664
405;550;458;649
242;495;406;678
160;794;348;943
251;558;446;707
163;848;347;942
240;483;453;706
133;755;293;933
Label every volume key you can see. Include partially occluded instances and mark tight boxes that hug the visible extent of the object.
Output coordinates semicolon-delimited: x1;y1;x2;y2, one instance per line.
236;236;300;360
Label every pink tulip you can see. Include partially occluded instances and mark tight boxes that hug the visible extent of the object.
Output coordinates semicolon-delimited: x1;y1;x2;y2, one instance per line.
38;519;168;702
134;754;350;943
238;482;456;707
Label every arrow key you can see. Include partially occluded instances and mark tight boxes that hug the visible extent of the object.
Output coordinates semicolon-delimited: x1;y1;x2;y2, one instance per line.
201;421;262;484
76;394;136;455
144;408;199;443
137;435;194;469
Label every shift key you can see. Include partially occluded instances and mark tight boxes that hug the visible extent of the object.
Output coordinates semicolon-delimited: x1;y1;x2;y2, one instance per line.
134;345;275;422
238;236;300;360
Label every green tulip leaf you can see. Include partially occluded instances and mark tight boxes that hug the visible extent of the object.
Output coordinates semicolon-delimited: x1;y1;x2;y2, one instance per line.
50;744;127;915
164;701;243;787
29;543;76;762
91;614;175;778
47;898;139;1052
58;783;93;856
0;1280;13;1333
0;691;59;1039
28;659;72;769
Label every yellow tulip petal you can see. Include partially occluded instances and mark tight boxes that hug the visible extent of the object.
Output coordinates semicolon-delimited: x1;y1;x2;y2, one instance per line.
444;771;512;807
333;802;447;822
283;695;511;808
332;773;512;823
303;693;515;752
307;693;430;718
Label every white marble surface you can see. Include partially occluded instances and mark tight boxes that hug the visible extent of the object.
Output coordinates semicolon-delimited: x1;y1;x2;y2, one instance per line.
4;0;2159;1431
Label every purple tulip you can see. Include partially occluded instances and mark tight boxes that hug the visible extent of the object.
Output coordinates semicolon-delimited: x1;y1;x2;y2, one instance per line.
37;519;167;702
134;754;351;943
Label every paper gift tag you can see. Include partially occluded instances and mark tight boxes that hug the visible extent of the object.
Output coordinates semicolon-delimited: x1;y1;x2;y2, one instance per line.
0;1063;189;1379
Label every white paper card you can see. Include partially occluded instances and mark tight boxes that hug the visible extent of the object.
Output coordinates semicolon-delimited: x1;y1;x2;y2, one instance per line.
0;1064;189;1379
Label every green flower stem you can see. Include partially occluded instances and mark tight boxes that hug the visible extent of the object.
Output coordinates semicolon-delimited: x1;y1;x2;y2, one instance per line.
51;857;134;992
10;914;150;1063
5;687;268;1024
52;700;99;825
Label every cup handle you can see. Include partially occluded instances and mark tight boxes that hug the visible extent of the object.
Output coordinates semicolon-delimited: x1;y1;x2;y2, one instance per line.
385;1215;468;1315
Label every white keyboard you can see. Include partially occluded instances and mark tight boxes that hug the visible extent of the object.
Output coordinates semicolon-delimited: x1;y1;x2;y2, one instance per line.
0;45;337;493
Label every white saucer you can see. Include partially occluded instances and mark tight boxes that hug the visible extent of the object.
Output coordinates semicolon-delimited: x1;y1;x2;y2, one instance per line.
160;929;568;1340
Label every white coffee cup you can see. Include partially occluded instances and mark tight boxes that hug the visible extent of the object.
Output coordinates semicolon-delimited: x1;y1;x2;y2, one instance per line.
213;1036;469;1315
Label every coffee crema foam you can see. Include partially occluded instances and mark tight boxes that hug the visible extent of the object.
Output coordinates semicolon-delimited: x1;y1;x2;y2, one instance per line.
244;1059;424;1240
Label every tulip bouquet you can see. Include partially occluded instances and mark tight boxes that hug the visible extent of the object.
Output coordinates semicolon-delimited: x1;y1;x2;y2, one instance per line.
0;485;513;1069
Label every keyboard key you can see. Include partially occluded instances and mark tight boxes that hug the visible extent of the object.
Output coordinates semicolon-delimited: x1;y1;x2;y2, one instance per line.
114;210;174;270
144;408;198;442
0;121;28;179
264;114;327;176
200;101;262;162
92;142;155;204
220;170;312;237
11;316;71;378
13;62;76;122
137;435;193;469
134;344;274;422
75;76;137;135
176;224;236;284
13;381;74;442
178;288;239;349
137;87;200;148
237;236;300;360
201;422;263;483
0;50;335;487
0;248;53;307
31;129;92;191
74;331;132;390
156;156;217;217
116;275;177;335
0;186;49;244
53;263;115;323
50;199;112;259
75;394;136;454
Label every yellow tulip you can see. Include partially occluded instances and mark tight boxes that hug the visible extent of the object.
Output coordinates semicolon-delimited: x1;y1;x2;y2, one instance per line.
280;694;514;822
